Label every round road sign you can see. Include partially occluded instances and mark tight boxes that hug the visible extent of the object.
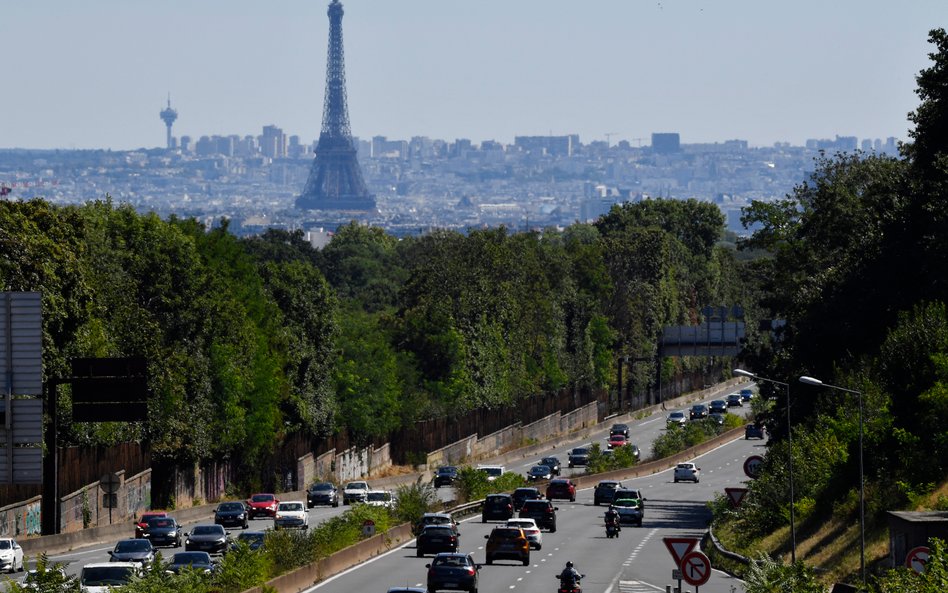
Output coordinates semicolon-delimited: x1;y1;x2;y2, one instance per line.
905;546;930;573
680;550;712;587
361;519;376;537
100;472;122;494
744;455;765;479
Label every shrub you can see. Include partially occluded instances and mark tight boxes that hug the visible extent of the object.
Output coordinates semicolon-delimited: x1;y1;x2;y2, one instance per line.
393;478;440;525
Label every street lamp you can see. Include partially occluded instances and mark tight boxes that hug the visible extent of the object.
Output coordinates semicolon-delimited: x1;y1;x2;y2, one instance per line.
733;368;796;564
800;375;865;590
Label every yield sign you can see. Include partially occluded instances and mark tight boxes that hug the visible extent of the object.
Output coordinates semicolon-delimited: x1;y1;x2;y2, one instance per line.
725;487;749;508
681;550;712;586
905;546;930;573
663;537;699;568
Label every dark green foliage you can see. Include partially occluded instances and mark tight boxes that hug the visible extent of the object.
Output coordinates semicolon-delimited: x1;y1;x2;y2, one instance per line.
872;538;948;593
392;479;441;525
584;442;639;474
453;466;526;503
3;554;77;593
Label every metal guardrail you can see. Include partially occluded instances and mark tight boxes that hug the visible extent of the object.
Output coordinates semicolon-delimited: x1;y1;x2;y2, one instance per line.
707;521;751;565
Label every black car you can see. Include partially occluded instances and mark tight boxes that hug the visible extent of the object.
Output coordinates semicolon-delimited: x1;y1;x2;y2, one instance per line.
307;482;339;508
708;399;728;414
214;501;249;529
416;525;459;557
482;494;514;522
166;551;215;574
426;553;480;593
230;530;265;552
609;423;630;438
526;465;553;481
519;499;557;532
745;424;766;440
708;413;726;426
690;404;709;420
109;538;155;565
727;393;744;407
414;513;460;537
567;447;590;468
511;487;543;511
433;466;459;488
593;480;624;506
540;457;562;476
142;516;182;548
185;524;228;555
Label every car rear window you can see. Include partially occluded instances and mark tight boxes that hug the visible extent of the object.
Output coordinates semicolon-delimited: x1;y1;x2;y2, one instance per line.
424;527;454;536
521;500;549;510
492;528;522;539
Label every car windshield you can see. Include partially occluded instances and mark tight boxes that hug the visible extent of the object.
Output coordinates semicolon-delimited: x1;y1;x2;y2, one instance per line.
172;552;210;565
279;502;304;511
433;555;470;567
114;540;151;552
238;532;264;542
541;458;557;464
669;412;684;418
192;525;224;535
346;482;368;489
251;494;274;502
613;499;638;507
312;483;333;491
81;566;135;585
367;492;391;502
0;540;11;550
530;466;548;473
482;467;502;477
148;518;174;528
218;502;244;511
438;467;456;474
572;448;588;455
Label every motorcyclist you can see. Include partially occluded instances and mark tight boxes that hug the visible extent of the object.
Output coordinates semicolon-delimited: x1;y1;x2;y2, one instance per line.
558;561;582;586
604;505;621;531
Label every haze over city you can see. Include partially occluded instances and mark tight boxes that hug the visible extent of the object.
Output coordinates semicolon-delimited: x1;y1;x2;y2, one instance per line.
3;0;945;150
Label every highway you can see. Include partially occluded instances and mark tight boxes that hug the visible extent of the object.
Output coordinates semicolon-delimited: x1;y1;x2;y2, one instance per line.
3;381;754;587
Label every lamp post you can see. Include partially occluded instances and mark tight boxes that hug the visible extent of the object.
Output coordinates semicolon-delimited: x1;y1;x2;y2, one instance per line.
800;375;865;590
733;368;796;564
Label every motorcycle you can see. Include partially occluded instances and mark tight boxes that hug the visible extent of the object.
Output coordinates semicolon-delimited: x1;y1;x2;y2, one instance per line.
605;521;620;538
556;573;585;593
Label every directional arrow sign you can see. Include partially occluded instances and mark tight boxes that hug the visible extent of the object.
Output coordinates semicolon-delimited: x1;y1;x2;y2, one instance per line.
663;537;699;568
681;550;712;587
725;487;749;508
744;455;765;479
905;546;930;573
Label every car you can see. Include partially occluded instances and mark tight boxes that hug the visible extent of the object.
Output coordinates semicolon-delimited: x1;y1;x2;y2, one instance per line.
214;501;249;529
387;589;428;593
526;464;553;481
740;388;755;402
22;568;70;591
343;481;370;505
274;501;309;530
425;553;480;593
708;399;728;414
519;499;557;532
307;482;339;508
545;478;577;502
134;511;167;539
512;487;543;511
365;490;396;509
246;493;279;519
745;423;766;439
230;530;266;552
433;466;459;488
593;480;624;506
484;526;530;566
141;516;182;548
614;488;647;510
666;411;687;426
674;462;701;483
609;423;630;438
505;518;543;550
79;562;139;593
414;513;460;537
567;446;590;468
108;538;155;565
0;538;24;573
540;456;562;476
482;494;514;522
184;524;229;554
727;393;744;407
708;412;726;426
628;444;641;460
690;404;709;420
166;551;215;574
607;434;629;449
611;498;644;526
416;525;459;557
475;465;504;481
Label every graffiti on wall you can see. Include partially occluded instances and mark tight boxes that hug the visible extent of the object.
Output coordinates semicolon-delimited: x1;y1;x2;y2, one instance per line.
0;498;42;537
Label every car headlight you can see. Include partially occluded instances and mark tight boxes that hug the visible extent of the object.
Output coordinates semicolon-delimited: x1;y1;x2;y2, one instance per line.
238;513;245;519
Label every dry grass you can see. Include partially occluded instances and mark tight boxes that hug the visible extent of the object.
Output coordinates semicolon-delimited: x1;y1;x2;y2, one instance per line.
372;464;417;479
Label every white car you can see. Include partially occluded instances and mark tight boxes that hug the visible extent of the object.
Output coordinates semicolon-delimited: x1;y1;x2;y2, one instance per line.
666;411;687;426
365;490;396;509
343;481;370;504
476;465;505;481
79;562;139;593
0;538;23;573
505;518;542;549
673;462;701;483
274;501;309;530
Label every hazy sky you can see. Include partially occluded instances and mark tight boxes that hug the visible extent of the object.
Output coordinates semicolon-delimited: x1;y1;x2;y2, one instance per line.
2;1;945;150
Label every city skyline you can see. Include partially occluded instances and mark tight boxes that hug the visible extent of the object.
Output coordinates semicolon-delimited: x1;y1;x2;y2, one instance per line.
3;1;945;150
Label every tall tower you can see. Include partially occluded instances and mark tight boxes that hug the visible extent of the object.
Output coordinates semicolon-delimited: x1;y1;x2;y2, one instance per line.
296;0;375;212
159;95;178;150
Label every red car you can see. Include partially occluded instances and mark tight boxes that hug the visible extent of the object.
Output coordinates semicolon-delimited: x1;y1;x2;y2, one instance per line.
607;434;629;449
545;479;577;502
135;511;168;538
247;493;280;519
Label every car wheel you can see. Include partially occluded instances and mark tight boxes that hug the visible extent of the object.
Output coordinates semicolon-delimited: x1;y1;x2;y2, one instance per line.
18;558;24;572
594;499;600;506
523;556;530;566
333;500;339;508
570;496;575;502
550;524;557;533
486;557;493;565
674;477;679;483
417;547;423;557
536;543;542;550
481;517;486;523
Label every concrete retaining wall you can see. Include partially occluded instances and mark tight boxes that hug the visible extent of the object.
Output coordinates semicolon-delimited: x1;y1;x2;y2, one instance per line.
472;423;521;459
560;402;597;433
427;434;476;468
369;443;391;475
522;412;560;444
0;496;41;538
57;469;152;534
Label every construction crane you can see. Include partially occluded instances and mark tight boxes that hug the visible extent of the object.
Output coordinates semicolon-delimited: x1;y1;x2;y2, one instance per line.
631;137;646;147
604;132;618;146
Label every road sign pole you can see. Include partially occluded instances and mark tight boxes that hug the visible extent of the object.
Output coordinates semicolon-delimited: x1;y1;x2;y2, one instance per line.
41;379;61;535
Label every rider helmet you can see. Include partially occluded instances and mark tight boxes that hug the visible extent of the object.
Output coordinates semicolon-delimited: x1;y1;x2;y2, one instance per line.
566;561;573;568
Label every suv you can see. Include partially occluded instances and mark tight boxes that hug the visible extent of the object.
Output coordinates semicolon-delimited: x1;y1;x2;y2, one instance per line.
512;487;543;511
484;527;530;566
433;466;459;488
540;456;562;476
307;482;339;508
593;480;624;506
567;446;590;468
545;479;576;502
519;499;558;532
745;424;766;440
417;525;459;557
609;423;630;438
343;481;370;505
708;399;728;414
674;462;701;483
476;465;505;481
482;494;514;522
426;553;479;593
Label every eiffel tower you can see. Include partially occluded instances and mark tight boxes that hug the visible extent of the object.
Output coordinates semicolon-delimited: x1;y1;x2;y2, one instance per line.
296;0;376;212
